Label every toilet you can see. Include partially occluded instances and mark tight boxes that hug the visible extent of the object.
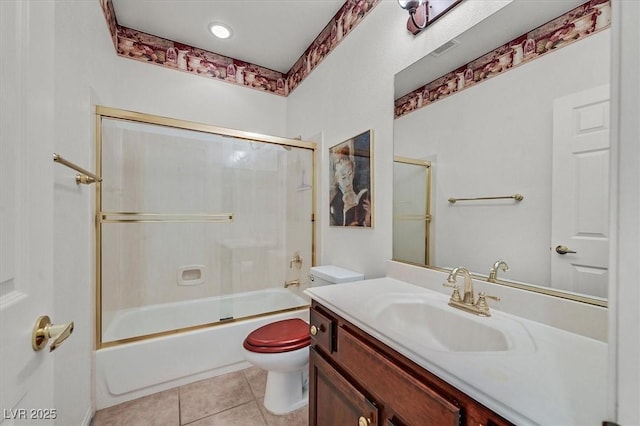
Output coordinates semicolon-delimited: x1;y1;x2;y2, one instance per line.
242;265;364;414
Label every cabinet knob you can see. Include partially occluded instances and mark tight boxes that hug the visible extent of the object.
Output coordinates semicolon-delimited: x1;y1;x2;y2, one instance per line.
358;416;371;426
310;324;325;336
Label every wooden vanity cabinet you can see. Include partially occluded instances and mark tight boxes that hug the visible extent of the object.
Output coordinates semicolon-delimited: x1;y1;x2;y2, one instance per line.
309;301;514;426
310;348;380;426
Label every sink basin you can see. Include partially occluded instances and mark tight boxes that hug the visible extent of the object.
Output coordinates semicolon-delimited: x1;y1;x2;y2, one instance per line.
372;295;535;353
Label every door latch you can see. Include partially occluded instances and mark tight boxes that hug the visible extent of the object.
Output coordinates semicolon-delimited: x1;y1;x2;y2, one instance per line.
32;316;74;351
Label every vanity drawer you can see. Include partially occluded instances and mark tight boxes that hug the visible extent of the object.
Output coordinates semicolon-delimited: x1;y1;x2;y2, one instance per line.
309;307;335;353
336;326;460;426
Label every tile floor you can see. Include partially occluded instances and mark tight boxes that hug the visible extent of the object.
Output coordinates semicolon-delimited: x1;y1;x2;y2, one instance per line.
91;367;308;426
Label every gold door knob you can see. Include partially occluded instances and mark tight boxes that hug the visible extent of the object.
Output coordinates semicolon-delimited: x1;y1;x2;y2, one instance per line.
32;315;74;352
358;416;371;426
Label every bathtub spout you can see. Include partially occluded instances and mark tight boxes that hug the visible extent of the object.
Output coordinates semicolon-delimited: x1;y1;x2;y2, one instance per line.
284;279;301;288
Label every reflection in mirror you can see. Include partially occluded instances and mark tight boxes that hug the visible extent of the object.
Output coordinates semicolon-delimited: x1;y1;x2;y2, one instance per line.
393;157;432;265
393;0;611;305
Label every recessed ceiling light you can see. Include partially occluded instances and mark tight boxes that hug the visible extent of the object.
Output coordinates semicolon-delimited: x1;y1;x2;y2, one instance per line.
209;23;232;39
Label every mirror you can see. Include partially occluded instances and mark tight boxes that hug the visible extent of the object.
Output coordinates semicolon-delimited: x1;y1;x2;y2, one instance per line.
393;0;611;305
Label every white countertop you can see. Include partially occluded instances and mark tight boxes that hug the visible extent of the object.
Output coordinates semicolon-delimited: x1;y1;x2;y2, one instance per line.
305;277;608;426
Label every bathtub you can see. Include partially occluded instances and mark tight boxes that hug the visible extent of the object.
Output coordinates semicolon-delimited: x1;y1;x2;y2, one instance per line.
96;288;309;409
102;288;308;342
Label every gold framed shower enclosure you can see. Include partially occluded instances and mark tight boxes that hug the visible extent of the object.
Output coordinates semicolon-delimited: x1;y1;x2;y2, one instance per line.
94;106;317;348
392;156;432;266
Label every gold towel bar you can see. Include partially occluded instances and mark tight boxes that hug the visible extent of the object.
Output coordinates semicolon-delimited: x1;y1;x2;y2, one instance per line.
53;153;102;184
448;194;524;204
100;212;234;223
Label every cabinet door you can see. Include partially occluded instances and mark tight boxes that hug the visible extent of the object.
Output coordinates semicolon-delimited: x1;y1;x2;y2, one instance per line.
309;347;379;426
337;327;460;426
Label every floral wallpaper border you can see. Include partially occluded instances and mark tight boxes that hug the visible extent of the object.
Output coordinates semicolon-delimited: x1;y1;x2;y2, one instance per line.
99;0;379;97
394;0;611;119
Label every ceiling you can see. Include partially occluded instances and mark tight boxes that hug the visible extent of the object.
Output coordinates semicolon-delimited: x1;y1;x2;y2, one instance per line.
111;0;346;73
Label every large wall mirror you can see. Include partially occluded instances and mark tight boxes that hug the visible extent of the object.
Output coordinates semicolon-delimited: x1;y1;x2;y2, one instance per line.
393;0;611;306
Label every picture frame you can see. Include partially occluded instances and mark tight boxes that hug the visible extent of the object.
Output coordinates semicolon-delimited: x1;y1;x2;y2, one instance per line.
329;130;373;228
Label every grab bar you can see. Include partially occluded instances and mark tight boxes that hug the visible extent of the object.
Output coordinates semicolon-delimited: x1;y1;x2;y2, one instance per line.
448;194;524;204
53;153;102;184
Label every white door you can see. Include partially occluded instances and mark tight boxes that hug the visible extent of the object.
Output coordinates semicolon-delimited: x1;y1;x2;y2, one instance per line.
551;85;610;298
1;1;57;423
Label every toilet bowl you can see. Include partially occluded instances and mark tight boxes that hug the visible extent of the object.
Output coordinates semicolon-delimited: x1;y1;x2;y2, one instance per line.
242;318;310;414
243;265;364;415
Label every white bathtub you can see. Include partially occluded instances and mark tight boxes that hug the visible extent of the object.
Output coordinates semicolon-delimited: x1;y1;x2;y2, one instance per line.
102;288;308;342
96;288;309;409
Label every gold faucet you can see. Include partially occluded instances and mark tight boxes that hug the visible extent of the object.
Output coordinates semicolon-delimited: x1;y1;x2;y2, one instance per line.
443;267;500;317
445;267;474;304
284;279;301;288
488;259;509;283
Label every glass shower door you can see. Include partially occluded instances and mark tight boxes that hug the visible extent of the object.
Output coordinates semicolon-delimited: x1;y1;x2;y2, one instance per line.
393;157;432;265
96;107;315;346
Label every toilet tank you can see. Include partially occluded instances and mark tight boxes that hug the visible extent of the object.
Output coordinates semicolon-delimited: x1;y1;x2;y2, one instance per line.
309;265;364;287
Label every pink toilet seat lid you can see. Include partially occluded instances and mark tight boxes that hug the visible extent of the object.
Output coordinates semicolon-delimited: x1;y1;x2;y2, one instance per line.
243;318;310;353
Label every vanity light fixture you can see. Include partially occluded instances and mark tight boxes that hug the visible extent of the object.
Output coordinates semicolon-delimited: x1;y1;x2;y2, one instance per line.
208;22;232;39
398;0;428;30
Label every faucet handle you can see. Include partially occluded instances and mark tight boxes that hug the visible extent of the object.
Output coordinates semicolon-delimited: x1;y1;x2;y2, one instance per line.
480;292;500;301
289;251;302;269
442;282;462;303
475;292;500;315
442;280;455;288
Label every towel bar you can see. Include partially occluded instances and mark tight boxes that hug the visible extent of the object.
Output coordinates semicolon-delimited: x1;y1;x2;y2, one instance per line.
53;153;102;184
448;194;524;204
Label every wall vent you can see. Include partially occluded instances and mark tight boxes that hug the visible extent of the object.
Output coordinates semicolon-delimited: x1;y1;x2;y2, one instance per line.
430;39;460;57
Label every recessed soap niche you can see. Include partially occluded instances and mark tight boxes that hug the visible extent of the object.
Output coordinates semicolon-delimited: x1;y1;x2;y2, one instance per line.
177;265;206;286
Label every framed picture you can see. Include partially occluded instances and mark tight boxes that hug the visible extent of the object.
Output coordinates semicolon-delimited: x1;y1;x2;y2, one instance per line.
329;130;373;228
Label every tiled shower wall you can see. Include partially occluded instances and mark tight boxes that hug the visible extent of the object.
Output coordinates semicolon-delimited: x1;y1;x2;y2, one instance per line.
100;120;313;313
